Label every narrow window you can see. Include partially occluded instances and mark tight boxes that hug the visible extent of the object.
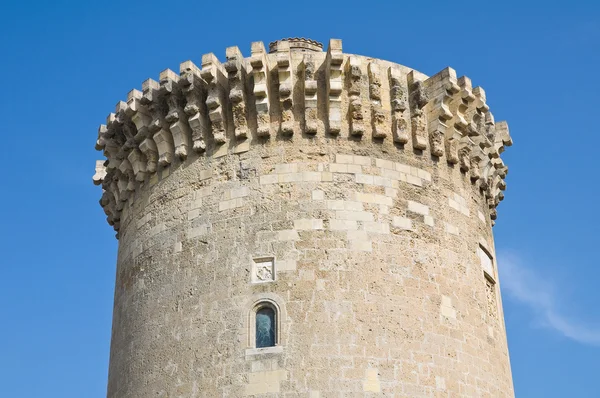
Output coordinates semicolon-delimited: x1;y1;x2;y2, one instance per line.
256;306;276;348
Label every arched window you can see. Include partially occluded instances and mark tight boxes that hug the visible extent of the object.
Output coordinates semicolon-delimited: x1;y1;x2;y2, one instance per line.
255;306;276;348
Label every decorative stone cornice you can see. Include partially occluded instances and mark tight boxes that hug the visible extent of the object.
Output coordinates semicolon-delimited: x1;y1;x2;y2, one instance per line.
93;38;512;233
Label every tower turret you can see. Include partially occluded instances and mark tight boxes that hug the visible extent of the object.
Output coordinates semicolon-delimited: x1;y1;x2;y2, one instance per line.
94;38;514;397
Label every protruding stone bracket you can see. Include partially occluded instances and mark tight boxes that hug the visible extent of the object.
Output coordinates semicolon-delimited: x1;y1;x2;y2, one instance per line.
179;60;209;153
302;55;318;135
139;137;158;174
127;148;148;182
458;137;473;172
470;86;489;136
325;39;343;135
347;56;364;137
97;124;123;171
201;53;229;145
114;101;138;154
407;71;429;151
423;68;458;158
276;41;295;136
125;89;151;137
124;89;153;173
100;190;118;227
225;46;249;140
494;121;512;154
160;69;191;160
117;159;135;201
142;78;175;167
93;160;107;185
388;67;408;144
443;73;474;164
249;42;271;138
368;62;386;139
470;146;486;182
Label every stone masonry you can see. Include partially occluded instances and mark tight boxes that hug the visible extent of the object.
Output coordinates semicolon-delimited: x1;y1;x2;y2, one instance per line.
93;38;514;397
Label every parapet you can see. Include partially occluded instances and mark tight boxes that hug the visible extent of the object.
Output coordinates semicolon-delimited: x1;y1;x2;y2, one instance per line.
93;38;512;234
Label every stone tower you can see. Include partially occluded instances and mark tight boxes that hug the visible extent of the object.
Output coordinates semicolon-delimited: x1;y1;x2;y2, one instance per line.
93;38;514;397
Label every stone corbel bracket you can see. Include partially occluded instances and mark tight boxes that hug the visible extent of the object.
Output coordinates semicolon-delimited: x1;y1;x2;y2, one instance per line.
325;39;343;135
368;62;387;139
249;42;271;138
159;69;192;161
407;71;430;150
125;89;157;175
422;67;457;157
388;67;408;144
302;54;318;135
346;56;365;137
179;60;210;153
141;78;175;168
275;40;295;136
225;46;249;140
201;53;229;145
444;75;476;164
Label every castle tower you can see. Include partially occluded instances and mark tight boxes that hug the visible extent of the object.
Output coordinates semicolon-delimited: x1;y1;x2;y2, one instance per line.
93;38;514;397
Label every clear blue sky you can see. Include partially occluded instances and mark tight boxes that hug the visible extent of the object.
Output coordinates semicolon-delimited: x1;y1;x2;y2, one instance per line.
1;0;598;396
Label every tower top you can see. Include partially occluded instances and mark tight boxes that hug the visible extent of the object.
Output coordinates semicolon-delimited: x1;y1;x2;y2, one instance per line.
268;37;323;53
93;38;512;235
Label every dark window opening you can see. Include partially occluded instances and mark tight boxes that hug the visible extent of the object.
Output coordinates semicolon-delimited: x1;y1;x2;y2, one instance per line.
256;306;276;348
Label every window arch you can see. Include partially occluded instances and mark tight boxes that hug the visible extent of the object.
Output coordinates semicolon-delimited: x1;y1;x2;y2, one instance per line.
248;299;281;349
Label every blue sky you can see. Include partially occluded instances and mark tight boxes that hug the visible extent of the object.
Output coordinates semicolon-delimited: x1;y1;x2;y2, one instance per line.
0;0;598;396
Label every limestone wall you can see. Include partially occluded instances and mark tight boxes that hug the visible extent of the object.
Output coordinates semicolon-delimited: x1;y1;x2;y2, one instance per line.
95;38;514;397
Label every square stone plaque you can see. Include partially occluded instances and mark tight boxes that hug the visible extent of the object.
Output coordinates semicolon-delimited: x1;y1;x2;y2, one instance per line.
252;257;274;283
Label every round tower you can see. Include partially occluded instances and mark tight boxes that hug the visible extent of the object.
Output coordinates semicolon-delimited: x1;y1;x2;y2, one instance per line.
94;38;514;397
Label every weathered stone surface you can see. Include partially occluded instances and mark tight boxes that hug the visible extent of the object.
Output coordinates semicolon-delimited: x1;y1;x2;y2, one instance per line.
93;38;514;397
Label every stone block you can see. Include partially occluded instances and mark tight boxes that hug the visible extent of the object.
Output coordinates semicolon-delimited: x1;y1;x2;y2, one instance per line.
277;229;300;241
392;216;413;230
407;201;429;215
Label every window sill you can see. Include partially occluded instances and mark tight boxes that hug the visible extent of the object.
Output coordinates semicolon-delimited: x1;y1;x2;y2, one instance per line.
245;345;284;356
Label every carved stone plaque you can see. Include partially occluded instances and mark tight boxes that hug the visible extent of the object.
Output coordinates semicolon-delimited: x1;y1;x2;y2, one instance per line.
252;257;274;283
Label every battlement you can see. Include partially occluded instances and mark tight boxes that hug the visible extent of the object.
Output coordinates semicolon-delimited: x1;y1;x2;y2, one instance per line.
93;38;511;234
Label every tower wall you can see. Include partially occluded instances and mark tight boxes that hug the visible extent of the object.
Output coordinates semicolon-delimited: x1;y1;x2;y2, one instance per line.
95;38;514;397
